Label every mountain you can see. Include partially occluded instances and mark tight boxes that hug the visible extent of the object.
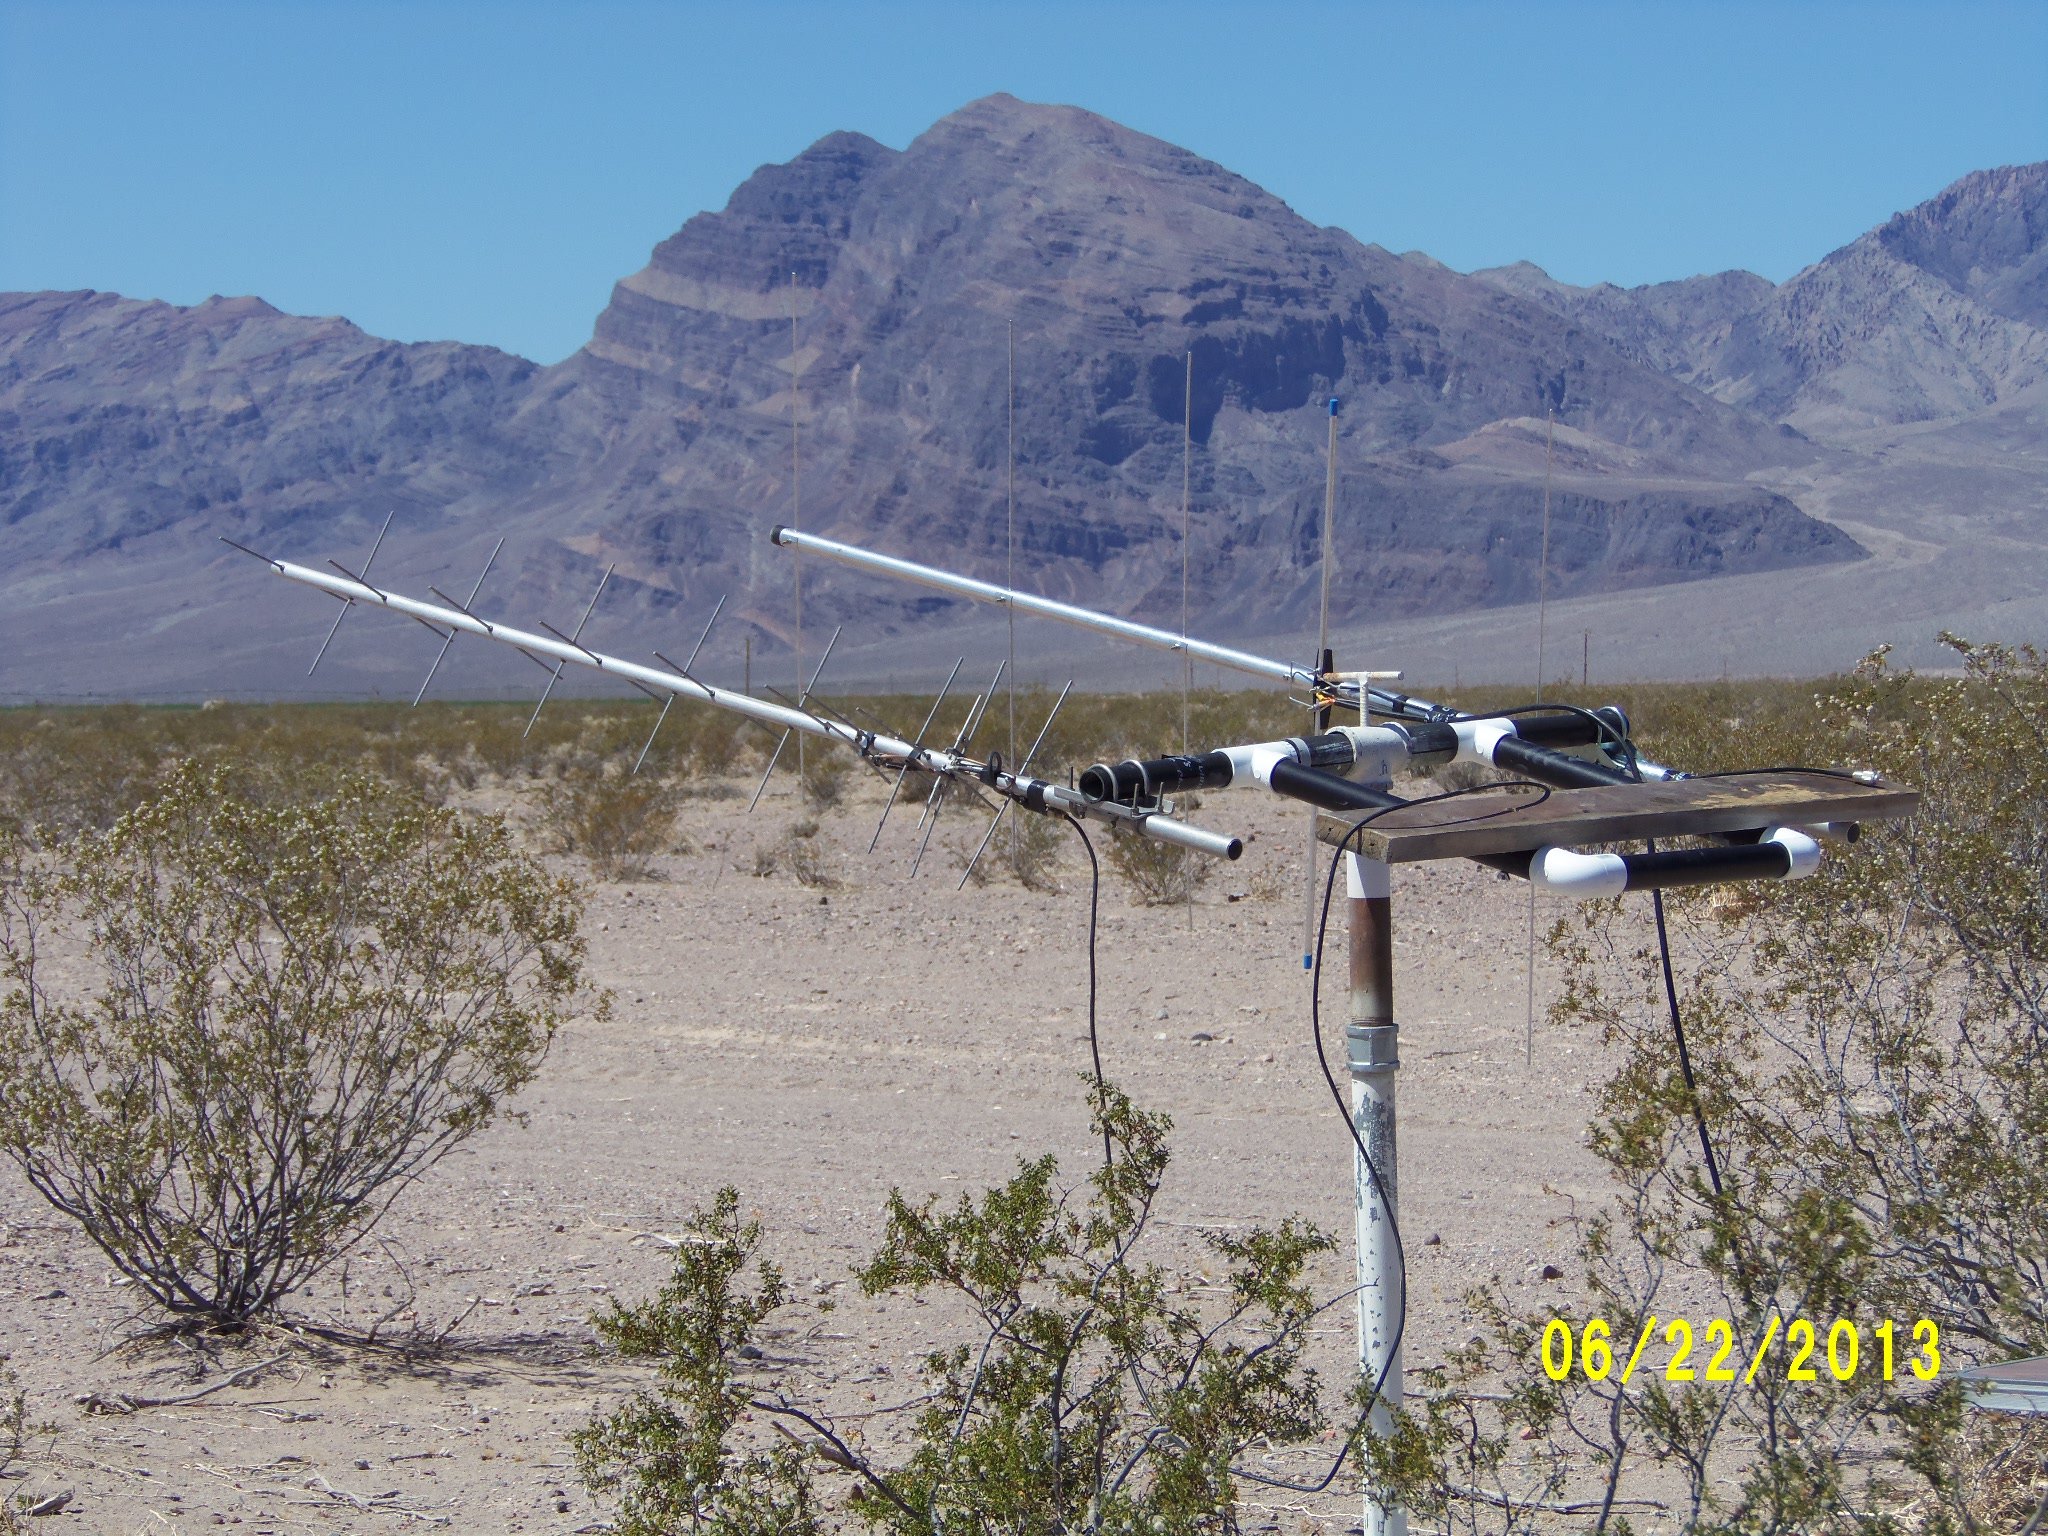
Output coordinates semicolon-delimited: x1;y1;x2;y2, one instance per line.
6;99;2039;698
1475;162;2048;436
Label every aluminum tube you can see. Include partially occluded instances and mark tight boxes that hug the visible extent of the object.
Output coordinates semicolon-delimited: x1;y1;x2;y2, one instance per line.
771;525;1310;687
1026;780;1244;859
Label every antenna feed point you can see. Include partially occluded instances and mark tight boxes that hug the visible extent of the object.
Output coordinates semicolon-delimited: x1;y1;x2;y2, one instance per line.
768;524;789;545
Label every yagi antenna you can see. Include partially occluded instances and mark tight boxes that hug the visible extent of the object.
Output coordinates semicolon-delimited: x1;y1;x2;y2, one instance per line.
634;594;726;776
868;657;965;853
307;511;393;676
230;536;1242;866
748;624;843;812
413;538;504;706
525;562;615;738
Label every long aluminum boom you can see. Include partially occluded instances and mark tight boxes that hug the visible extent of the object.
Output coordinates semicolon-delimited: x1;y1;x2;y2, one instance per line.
773;524;1311;686
770;526;1455;721
244;545;1241;860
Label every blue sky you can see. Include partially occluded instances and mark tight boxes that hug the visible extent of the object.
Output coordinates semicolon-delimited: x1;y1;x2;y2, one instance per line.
3;0;2043;364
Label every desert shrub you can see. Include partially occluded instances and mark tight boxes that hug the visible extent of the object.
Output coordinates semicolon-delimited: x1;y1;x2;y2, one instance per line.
1105;801;1213;906
1381;639;2048;1532
1001;810;1066;892
0;759;599;1324
577;1083;1339;1534
539;767;683;881
751;817;834;889
800;750;851;810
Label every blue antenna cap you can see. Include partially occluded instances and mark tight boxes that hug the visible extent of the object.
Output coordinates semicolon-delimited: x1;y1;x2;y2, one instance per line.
1328;397;1341;416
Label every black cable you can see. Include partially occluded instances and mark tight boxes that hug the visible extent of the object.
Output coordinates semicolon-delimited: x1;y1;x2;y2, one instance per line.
1614;721;1728;1202
1649;874;1724;1200
1242;779;1553;1497
1060;813;1114;1170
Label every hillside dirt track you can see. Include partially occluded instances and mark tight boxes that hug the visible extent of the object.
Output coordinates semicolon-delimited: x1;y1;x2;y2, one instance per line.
0;770;1622;1533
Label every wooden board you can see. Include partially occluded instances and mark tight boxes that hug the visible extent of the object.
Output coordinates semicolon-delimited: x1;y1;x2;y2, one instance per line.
1313;771;1919;864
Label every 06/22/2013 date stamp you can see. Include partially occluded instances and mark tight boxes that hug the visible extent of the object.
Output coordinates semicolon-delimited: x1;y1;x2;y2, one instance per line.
1540;1317;1941;1387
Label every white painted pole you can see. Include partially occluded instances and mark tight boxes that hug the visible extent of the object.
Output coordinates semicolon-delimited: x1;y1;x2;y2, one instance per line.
1347;847;1405;1536
1346;714;1407;1536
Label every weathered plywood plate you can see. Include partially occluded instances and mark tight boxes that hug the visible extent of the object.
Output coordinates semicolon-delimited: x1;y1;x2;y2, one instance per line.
1313;772;1919;863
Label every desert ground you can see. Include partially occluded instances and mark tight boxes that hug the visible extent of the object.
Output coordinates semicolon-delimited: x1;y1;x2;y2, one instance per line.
0;767;1628;1534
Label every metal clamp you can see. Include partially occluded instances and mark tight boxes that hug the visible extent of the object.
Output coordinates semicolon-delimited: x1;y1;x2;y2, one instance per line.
1345;1022;1399;1077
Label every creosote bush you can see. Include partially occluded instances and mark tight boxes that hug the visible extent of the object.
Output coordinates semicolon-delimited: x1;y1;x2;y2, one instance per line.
0;759;602;1325
1105;797;1212;906
576;1081;1343;1534
1375;638;2048;1533
539;766;684;881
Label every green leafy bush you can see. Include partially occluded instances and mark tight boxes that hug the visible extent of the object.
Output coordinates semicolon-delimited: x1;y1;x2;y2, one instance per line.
577;1083;1340;1534
0;760;601;1324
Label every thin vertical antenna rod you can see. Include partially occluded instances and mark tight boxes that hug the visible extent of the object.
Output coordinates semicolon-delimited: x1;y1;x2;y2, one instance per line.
307;510;393;676
1181;349;1195;930
1006;320;1018;869
1181;348;1193;756
790;269;805;786
1537;406;1554;699
1306;396;1341;969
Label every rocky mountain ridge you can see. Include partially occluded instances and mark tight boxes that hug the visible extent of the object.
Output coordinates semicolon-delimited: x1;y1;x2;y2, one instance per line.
1473;162;2048;435
2;98;2039;697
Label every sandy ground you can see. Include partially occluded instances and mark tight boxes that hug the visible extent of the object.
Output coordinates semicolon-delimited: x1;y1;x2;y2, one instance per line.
0;770;1622;1534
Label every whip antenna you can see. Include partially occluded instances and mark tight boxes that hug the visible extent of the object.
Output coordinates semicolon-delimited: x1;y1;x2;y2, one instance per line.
789;269;805;788
1304;396;1340;968
1007;321;1019;873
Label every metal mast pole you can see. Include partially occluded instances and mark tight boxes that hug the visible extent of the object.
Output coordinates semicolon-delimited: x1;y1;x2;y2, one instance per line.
1349;735;1405;1536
